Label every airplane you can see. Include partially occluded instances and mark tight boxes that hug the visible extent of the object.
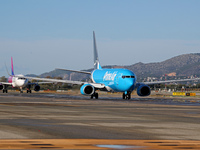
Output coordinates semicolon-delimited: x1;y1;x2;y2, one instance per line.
15;32;200;99
0;57;46;93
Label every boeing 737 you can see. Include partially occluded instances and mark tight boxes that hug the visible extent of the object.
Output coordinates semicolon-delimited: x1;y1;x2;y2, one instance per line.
15;32;200;99
0;57;46;93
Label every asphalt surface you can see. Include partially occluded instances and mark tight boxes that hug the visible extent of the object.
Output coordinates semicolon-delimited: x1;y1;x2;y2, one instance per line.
0;92;200;149
0;92;200;140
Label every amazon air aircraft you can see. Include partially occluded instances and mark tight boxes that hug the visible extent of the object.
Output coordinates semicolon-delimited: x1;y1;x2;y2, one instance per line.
15;32;200;99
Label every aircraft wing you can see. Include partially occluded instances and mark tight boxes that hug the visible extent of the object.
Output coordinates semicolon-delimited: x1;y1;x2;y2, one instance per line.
16;76;86;85
27;82;54;85
143;78;200;85
0;82;12;85
15;75;106;89
56;68;91;74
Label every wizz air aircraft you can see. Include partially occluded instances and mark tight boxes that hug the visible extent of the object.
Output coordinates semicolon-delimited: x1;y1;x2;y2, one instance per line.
0;57;43;93
16;32;200;99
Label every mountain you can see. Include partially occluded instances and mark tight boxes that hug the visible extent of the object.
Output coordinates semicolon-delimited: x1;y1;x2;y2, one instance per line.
31;53;200;81
125;53;200;79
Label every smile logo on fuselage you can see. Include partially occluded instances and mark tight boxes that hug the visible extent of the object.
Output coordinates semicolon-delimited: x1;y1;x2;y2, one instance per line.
103;71;117;81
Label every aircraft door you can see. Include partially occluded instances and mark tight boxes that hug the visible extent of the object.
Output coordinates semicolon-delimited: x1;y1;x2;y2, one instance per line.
115;73;122;87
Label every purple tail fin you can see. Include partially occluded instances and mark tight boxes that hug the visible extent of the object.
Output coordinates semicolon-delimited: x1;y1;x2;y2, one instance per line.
11;57;14;75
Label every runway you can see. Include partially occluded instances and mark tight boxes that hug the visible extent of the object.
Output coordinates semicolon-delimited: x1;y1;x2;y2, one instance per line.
0;92;200;149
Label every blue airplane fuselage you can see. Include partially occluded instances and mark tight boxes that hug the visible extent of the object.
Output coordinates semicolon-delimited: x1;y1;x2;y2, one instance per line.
91;68;136;92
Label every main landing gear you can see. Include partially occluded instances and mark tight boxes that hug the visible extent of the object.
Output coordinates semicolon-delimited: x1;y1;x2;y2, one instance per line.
91;92;98;99
2;85;8;93
123;91;131;100
27;85;32;93
3;89;8;93
27;89;32;93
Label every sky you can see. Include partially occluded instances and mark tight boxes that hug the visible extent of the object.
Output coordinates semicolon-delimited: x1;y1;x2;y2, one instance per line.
0;0;200;76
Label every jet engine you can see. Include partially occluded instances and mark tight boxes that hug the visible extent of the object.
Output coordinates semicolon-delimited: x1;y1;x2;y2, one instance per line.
80;84;95;95
137;84;151;96
0;85;3;90
34;84;40;92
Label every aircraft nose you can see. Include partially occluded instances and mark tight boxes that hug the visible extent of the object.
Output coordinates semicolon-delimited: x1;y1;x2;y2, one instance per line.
16;79;27;87
126;79;135;90
117;78;135;92
18;80;25;86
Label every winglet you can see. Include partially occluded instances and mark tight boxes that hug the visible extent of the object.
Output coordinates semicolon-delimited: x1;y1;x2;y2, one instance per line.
93;31;102;69
11;57;14;75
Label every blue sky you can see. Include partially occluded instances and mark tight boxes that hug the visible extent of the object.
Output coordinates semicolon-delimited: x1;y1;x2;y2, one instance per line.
0;0;200;76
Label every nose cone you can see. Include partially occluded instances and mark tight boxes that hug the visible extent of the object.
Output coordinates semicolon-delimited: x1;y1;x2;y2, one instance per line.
17;80;25;87
125;78;135;91
117;78;135;92
16;79;28;87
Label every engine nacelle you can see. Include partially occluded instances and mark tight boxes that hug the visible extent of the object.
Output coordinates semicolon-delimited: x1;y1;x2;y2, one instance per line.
0;85;3;90
137;84;151;96
80;84;95;96
34;84;40;92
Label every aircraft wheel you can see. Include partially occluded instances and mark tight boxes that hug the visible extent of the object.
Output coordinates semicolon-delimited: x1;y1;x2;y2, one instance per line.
122;93;125;99
95;93;98;99
3;89;7;93
128;93;131;99
27;89;31;93
124;93;131;100
91;95;94;99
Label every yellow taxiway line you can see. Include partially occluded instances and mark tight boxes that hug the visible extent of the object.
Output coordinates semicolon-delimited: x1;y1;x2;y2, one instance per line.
0;139;200;149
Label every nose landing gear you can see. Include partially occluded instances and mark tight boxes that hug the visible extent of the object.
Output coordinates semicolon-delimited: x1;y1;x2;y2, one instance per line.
122;91;131;100
19;87;23;93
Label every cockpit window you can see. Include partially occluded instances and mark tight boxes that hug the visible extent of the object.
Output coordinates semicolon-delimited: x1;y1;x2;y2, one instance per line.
18;77;26;80
122;76;135;79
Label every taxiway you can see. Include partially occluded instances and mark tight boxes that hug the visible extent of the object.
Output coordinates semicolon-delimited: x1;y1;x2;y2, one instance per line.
0;92;200;149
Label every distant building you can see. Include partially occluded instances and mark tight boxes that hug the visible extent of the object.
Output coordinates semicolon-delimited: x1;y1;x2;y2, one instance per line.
167;72;176;77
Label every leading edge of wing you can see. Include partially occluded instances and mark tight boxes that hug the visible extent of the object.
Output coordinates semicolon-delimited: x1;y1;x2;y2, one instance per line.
17;76;106;89
0;82;12;85
18;76;85;85
143;77;200;85
27;82;54;85
56;68;91;75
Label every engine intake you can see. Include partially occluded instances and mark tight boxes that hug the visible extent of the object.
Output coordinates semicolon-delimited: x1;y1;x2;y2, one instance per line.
80;84;95;95
34;84;40;92
137;84;151;96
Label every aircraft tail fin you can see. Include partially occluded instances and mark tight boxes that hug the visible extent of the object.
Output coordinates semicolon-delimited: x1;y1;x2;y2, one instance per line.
11;57;14;75
93;31;102;70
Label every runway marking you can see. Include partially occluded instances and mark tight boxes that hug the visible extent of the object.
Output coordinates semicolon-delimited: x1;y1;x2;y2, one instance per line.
0;139;200;149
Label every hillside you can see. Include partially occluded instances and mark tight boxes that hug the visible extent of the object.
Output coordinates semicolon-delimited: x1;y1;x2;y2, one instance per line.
35;53;200;81
125;53;200;78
